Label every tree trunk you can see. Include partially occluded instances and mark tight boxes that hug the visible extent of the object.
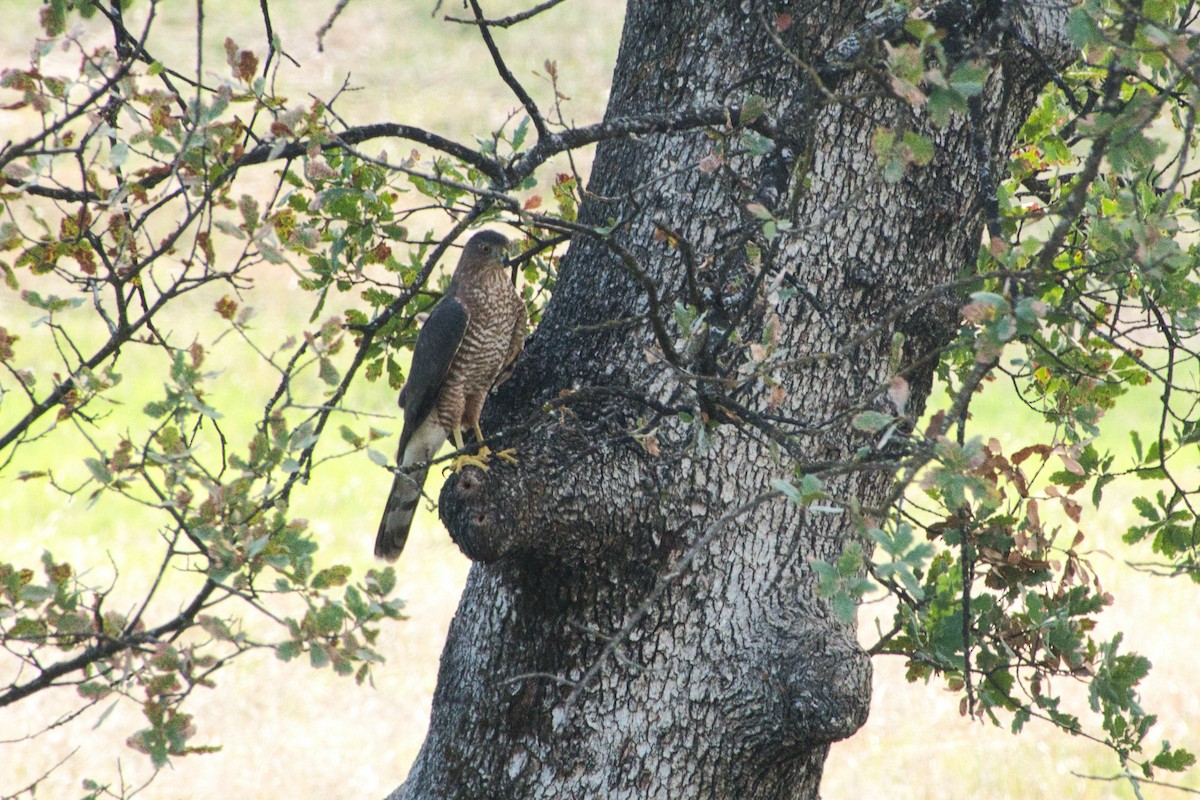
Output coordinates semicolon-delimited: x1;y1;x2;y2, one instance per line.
393;2;1072;797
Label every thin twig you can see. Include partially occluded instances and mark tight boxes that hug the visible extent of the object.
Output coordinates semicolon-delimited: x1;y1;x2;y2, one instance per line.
446;0;569;28
316;0;352;52
467;0;550;141
1073;771;1200;796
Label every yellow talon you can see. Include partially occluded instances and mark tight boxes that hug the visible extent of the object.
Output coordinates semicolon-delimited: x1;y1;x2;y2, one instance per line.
445;428;487;472
451;451;492;473
446;426;516;472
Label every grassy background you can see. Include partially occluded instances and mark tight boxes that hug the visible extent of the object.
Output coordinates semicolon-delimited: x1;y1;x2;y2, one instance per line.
1;2;1198;798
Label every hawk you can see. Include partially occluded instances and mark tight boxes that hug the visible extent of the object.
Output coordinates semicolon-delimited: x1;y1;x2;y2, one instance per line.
374;230;526;561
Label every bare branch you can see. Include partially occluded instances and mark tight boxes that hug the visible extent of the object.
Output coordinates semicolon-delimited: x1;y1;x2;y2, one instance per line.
446;0;569;28
316;0;352;53
467;0;550;142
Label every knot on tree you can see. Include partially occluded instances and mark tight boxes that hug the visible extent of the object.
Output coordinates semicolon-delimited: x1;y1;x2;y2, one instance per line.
440;464;519;563
439;355;796;584
438;406;654;567
767;626;872;747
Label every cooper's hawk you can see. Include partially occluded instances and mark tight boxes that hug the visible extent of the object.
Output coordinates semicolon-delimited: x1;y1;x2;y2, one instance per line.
374;230;526;561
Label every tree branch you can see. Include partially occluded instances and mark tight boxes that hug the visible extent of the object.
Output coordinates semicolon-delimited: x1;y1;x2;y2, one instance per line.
467;0;550;142
446;0;569;28
316;0;352;53
0;7;156;173
0;580;218;708
509;104;782;182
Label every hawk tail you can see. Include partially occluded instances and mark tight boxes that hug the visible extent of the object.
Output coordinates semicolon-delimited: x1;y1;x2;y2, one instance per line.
374;464;429;561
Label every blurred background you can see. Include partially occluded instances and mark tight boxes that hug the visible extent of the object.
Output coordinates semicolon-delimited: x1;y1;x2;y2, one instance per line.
1;1;1196;797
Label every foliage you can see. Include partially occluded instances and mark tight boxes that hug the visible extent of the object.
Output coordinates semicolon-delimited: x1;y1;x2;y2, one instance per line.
0;0;574;792
795;0;1200;783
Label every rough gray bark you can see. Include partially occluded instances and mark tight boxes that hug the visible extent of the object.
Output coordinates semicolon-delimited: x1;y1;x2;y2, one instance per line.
393;1;1073;798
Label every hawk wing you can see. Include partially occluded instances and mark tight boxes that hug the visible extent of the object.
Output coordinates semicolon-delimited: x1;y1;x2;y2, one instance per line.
376;294;469;562
396;294;470;456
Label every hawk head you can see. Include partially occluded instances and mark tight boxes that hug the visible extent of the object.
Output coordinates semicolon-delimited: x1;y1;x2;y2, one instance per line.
459;230;511;272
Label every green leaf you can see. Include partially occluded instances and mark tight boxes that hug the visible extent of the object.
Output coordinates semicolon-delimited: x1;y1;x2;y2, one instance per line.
873;127;896;157
275;641;301;661
339;425;362;447
851;411;894;433
1131;496;1158;521
672;302;699;333
309;642;330;668
1152;743;1197;772
902;131;934;166
1047;470;1085;488
510;116;530;151
927;86;967;127
312;565;352;590
1092;473;1116;506
84;458;112;485
1066;6;1103;46
773;478;802;504
143;400;172;418
797;474;825;501
948;62;989;98
968;290;1008;310
740;130;774;157
316;603;344;634
344;585;368;620
831;593;857;623
741;94;768;125
109;140;128;168
318;356;340;385
837;542;864;576
78;681;112;700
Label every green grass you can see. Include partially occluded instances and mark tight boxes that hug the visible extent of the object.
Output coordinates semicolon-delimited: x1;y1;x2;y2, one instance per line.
2;2;1199;798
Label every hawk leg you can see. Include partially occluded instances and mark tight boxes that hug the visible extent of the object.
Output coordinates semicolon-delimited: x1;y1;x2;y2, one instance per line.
448;426;492;473
446;423;518;472
473;423;518;464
